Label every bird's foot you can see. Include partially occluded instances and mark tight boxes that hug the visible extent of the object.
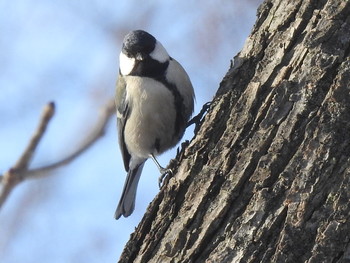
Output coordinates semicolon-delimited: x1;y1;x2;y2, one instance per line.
158;168;173;188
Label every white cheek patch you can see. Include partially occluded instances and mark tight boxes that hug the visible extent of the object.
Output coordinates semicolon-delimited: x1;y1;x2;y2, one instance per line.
150;41;169;63
120;52;135;76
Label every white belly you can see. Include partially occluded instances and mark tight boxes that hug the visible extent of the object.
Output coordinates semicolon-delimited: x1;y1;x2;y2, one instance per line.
124;76;177;158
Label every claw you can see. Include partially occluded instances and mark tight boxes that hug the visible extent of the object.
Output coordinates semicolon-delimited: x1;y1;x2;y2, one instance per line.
158;168;172;188
150;154;173;188
187;101;211;133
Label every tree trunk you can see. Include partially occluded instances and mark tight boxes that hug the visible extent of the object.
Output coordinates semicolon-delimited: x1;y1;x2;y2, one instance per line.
119;0;350;262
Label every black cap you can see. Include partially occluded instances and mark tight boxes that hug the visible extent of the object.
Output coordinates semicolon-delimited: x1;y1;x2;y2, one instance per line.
122;30;156;58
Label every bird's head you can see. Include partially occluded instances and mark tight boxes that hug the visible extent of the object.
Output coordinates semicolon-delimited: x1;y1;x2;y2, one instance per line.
120;30;169;76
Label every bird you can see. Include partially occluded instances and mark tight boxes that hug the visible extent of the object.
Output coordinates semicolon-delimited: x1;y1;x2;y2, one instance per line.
114;30;195;219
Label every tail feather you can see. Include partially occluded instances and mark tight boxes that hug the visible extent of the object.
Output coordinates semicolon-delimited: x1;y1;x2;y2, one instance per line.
115;162;145;219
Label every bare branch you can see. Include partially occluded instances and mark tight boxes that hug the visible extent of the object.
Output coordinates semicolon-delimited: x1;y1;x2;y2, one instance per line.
14;102;56;170
26;98;115;178
0;99;115;210
0;102;55;209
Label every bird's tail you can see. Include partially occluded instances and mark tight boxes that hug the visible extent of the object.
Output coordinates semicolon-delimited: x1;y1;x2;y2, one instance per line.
115;161;145;219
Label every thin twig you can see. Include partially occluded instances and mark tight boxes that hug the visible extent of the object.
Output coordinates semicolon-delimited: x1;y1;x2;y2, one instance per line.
0;99;115;209
0;102;55;209
26;99;115;178
14;102;56;170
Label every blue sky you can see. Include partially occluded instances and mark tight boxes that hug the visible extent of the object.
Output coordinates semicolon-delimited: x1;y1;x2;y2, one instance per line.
0;0;261;262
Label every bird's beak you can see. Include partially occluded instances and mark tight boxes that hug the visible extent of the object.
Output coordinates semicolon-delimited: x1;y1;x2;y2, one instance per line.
136;52;146;61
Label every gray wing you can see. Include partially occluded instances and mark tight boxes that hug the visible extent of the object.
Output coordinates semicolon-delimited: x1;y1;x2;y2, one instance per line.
115;73;131;171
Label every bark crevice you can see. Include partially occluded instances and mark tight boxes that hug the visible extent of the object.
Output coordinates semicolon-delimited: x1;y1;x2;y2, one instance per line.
118;1;350;262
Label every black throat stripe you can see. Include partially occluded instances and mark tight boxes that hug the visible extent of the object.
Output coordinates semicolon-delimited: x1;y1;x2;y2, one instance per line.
131;57;169;79
156;75;186;139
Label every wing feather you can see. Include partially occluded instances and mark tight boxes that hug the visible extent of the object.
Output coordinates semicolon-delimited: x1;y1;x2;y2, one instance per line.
115;74;131;171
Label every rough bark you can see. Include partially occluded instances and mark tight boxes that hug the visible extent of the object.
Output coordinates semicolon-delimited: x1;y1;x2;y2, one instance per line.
119;0;350;262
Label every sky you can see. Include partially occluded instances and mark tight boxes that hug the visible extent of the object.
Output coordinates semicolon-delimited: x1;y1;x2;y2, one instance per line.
0;0;261;262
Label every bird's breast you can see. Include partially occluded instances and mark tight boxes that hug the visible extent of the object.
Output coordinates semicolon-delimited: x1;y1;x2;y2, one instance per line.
124;76;177;158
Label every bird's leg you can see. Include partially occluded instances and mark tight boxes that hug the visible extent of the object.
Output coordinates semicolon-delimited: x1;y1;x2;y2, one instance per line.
150;154;173;188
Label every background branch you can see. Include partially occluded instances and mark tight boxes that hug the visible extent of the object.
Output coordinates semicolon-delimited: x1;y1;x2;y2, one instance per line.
0;102;55;209
26;98;115;178
0;99;115;209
